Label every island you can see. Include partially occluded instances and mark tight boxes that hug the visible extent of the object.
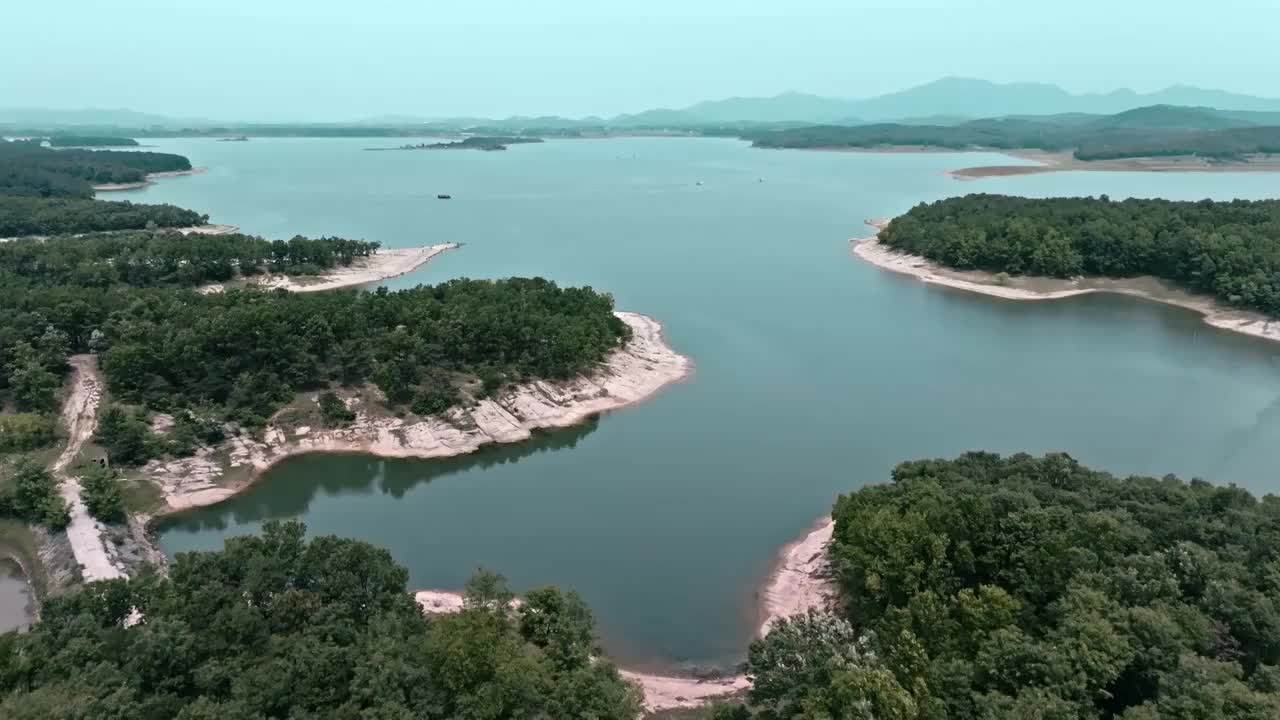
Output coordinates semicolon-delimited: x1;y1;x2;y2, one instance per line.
853;195;1280;342
216;135;249;142
385;135;544;152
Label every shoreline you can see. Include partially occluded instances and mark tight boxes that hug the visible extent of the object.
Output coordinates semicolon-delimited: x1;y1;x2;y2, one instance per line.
147;310;692;515
852;219;1280;344
93;166;208;192
198;243;457;294
414;516;836;712
947;149;1280;179
760;144;1280;179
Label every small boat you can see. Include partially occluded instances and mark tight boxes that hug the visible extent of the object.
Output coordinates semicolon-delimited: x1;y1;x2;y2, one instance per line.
437;194;452;200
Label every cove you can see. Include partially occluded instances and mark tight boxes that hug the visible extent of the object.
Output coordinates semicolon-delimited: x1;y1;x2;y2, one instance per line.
145;137;1280;670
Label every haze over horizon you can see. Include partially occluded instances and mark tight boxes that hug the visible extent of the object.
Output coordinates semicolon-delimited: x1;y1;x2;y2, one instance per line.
4;0;1279;121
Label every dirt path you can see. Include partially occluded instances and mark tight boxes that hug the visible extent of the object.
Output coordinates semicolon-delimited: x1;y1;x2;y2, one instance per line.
53;356;125;582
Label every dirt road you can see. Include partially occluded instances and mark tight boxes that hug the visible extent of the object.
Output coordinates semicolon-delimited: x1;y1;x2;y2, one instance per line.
53;356;125;582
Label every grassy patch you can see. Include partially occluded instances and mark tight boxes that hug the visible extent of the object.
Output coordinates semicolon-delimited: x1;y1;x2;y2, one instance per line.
121;475;164;515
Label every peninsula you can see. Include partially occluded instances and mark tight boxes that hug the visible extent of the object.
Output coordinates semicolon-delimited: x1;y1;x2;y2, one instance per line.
853;195;1280;343
199;242;459;293
149;310;690;512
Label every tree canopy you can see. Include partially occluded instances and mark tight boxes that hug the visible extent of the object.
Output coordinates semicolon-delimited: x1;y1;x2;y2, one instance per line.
0;196;207;237
0;140;191;198
722;452;1280;719
880;194;1280;315
0;231;379;286
0;521;642;719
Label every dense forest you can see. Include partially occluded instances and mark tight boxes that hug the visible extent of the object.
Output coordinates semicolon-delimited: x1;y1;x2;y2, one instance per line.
0;521;642;718
0;196;207;236
879;194;1280;315
46;136;139;148
712;452;1280;719
2;272;627;437
0;140;191;198
749;120;1280;161
0;231;379;286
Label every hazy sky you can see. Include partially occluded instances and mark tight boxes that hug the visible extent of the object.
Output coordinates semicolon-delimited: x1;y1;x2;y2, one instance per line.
5;0;1277;121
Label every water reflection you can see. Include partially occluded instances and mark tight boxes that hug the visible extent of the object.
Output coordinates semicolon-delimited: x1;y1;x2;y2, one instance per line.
158;416;601;534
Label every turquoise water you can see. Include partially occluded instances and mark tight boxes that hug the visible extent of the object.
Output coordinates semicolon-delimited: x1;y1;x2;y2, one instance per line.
143;137;1280;670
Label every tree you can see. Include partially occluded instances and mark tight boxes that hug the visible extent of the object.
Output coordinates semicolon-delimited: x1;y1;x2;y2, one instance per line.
7;343;59;412
82;464;126;523
1;459;69;529
318;391;355;427
95;404;156;466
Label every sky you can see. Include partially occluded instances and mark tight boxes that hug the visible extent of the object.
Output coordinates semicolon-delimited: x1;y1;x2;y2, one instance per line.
4;0;1278;121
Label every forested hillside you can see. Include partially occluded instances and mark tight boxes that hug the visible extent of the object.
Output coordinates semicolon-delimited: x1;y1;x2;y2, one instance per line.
0;140;191;198
714;452;1280;719
0;521;642;718
749;109;1280;161
879;194;1280;315
0;196;206;236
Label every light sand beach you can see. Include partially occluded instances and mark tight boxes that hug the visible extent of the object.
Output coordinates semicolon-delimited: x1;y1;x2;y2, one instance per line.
852;219;1280;344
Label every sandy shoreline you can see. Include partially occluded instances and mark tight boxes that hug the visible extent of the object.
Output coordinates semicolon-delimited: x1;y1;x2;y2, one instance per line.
148;311;692;513
852;219;1280;343
414;516;836;712
948;150;1280;179
93;166;208;192
198;243;457;295
177;223;239;236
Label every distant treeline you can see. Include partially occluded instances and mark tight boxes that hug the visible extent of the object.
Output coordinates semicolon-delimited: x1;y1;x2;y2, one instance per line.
0;231;379;287
750;120;1280;161
880;194;1280;314
0;139;192;198
1074;126;1280;160
46;135;139;147
0;196;206;236
395;136;545;152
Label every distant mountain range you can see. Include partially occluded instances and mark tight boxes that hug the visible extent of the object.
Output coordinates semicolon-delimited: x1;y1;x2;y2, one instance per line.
6;78;1280;131
422;78;1280;130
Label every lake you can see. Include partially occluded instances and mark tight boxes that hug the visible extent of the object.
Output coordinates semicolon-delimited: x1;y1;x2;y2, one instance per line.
142;137;1280;670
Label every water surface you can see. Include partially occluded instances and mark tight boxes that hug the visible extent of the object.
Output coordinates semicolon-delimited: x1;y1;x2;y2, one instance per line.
142;138;1280;669
0;560;33;634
